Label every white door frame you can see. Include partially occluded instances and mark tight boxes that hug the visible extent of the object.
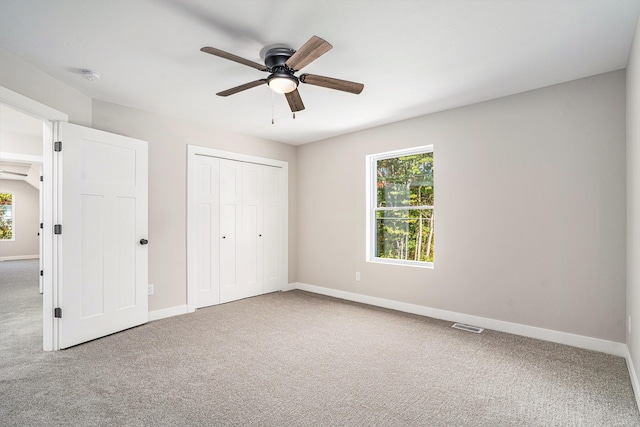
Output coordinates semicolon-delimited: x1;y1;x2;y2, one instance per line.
186;145;289;313
0;86;68;351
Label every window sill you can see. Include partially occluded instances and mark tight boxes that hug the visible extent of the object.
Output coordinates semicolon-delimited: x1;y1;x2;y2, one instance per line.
367;257;434;269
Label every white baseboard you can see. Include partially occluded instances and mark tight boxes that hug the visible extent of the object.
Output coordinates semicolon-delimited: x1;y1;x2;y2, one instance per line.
0;254;39;261
149;304;188;322
292;282;627;357
625;346;640;411
282;282;297;292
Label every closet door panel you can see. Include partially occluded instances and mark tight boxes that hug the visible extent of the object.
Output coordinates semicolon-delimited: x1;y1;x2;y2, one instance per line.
195;156;220;308
263;165;281;292
219;159;243;303
241;163;264;297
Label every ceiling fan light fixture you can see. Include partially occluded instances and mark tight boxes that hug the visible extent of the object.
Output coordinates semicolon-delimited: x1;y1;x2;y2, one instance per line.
267;74;298;94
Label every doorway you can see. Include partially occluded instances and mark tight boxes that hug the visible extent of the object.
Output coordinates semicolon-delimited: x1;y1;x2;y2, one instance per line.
0;104;43;354
0;87;66;351
0;104;43;264
1;87;151;351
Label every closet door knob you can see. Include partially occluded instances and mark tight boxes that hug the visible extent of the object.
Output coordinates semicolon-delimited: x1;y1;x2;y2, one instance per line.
222;236;226;239
139;239;148;245
259;234;262;237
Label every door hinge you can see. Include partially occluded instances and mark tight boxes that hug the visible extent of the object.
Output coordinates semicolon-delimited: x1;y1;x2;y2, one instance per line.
54;307;62;318
40;223;43;229
54;224;62;235
40;175;43;182
54;141;62;152
40;270;43;276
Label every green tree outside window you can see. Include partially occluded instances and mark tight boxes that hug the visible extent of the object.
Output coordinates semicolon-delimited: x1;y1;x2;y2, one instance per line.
0;193;14;240
375;152;434;263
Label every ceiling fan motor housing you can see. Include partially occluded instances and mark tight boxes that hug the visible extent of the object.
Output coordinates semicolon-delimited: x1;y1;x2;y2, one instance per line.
264;47;295;69
265;47;299;91
267;68;299;85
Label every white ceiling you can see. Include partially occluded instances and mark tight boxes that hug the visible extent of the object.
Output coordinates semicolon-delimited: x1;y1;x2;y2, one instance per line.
0;0;638;145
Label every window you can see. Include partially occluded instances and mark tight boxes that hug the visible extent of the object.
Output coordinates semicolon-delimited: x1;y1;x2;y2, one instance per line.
367;146;434;267
0;193;14;240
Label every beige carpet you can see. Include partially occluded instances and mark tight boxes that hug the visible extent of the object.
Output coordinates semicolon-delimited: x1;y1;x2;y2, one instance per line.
1;259;639;426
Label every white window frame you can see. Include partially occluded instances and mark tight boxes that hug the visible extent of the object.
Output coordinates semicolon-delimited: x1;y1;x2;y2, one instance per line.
366;145;434;268
0;192;15;241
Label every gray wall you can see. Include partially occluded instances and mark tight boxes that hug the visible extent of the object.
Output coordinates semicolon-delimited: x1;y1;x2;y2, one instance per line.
0;179;39;259
297;71;626;342
91;100;298;312
628;17;640;385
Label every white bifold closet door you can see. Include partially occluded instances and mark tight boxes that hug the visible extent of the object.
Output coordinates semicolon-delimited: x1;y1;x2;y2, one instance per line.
195;155;282;308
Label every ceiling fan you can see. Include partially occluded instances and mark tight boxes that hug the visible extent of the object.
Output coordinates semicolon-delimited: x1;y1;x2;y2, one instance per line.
200;36;364;112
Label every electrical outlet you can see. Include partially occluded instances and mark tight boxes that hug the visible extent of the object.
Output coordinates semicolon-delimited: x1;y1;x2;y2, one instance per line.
355;272;361;281
148;284;154;295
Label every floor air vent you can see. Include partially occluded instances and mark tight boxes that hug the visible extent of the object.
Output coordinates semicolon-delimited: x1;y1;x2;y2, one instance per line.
452;323;484;334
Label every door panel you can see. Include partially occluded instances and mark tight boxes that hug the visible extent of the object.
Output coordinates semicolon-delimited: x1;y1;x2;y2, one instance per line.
80;194;105;318
57;122;148;349
197;203;212;292
263;166;281;292
116;196;136;309
242;163;263;297
195;156;220;308
220;159;242;303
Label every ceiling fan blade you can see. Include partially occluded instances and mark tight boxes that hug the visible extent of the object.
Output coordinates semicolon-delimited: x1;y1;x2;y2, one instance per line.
0;169;28;177
216;79;267;97
300;74;364;94
285;36;332;71
285;89;305;112
201;47;268;72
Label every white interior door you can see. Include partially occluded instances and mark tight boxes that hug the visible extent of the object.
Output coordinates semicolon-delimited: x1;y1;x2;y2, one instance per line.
56;122;148;349
39;176;44;294
219;159;243;303
241;162;264;298
263;165;282;292
195;155;220;308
